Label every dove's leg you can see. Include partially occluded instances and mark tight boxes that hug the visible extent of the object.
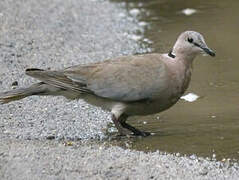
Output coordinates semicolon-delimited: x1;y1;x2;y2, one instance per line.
119;114;151;137
111;104;150;137
111;114;132;135
120;121;150;137
111;113;150;137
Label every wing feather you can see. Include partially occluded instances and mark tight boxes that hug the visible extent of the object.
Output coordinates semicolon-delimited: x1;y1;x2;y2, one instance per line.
26;54;168;102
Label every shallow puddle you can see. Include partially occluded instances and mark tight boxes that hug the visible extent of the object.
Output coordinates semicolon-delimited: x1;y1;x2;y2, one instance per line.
111;0;239;160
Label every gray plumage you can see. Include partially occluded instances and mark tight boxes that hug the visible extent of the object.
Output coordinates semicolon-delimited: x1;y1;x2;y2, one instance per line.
0;31;215;136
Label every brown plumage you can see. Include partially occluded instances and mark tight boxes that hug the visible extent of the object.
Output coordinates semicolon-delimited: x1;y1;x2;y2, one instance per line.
0;31;215;136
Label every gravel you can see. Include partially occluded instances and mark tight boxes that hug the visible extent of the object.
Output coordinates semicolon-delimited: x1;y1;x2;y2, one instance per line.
1;140;239;180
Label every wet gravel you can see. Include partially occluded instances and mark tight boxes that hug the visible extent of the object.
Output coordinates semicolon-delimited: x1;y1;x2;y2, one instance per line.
0;0;239;179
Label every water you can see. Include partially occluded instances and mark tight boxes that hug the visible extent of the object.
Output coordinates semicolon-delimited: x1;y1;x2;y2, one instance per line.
111;0;239;160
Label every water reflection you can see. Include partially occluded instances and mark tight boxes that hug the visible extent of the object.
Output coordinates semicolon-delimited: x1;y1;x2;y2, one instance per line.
111;0;239;160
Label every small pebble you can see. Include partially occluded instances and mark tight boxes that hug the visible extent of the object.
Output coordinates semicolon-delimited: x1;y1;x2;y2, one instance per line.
138;21;148;27
64;141;74;146
46;135;56;140
129;8;140;17
180;93;199;102
11;81;18;86
181;8;197;16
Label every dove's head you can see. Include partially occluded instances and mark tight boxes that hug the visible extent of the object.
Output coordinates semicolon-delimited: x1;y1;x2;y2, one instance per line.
172;31;215;60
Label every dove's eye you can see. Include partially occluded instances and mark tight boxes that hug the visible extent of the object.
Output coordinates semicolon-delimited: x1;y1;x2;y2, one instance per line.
187;38;193;43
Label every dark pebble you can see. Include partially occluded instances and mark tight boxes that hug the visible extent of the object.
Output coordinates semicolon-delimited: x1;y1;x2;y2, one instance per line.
11;81;18;86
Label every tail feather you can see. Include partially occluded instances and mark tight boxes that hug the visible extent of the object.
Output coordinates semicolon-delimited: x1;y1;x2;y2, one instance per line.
0;83;47;104
0;89;29;104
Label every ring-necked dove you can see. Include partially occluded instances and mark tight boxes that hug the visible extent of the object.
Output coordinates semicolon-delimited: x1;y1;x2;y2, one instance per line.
0;31;215;136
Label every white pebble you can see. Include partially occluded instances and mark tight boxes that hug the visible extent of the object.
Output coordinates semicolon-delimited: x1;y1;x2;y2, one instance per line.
129;8;140;17
138;21;148;27
180;93;199;102
118;13;126;18
181;8;197;16
129;34;142;41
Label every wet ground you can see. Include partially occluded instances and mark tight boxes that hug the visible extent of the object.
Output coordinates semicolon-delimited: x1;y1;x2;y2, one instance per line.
0;0;239;179
111;0;239;161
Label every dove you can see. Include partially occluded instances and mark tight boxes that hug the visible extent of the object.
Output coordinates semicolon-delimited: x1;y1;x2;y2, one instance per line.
0;31;215;136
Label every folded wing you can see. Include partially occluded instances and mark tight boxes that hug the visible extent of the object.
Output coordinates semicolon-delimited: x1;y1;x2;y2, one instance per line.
26;54;169;102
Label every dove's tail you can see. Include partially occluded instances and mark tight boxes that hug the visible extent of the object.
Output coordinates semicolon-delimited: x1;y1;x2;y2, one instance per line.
0;82;60;104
